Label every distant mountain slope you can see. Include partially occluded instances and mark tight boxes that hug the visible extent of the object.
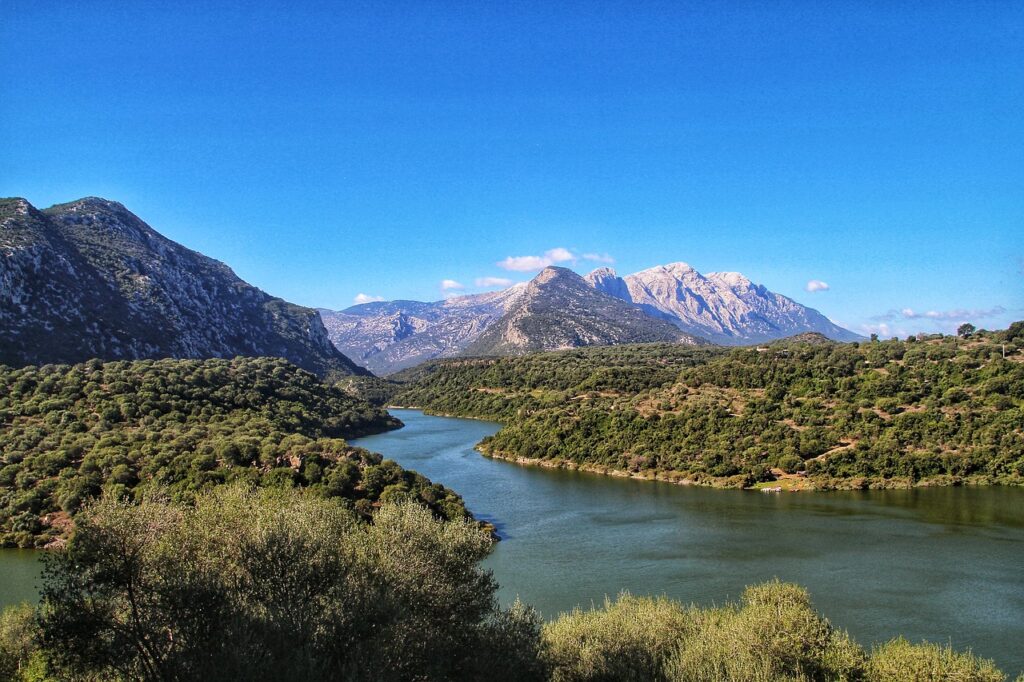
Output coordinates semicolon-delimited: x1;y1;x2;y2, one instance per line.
463;267;702;355
325;262;859;373
0;197;368;377
585;263;862;344
320;284;527;374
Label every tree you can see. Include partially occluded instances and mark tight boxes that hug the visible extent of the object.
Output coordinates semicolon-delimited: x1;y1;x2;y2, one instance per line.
957;323;976;338
38;486;544;681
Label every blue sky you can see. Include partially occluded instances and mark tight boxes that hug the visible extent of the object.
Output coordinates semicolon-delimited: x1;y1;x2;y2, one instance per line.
2;1;1021;337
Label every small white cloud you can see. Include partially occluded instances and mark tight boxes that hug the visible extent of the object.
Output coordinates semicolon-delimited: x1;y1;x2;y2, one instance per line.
860;323;893;337
582;252;615;264
353;293;385;304
475;276;514;288
805;279;830;293
440;279;465;291
498;247;576;272
546;247;575;262
498;255;549;271
886;305;1006;321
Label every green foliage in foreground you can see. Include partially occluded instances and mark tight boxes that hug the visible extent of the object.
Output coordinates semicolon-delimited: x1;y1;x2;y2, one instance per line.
18;487;543;681
392;324;1024;488
1;486;1015;681
0;357;470;547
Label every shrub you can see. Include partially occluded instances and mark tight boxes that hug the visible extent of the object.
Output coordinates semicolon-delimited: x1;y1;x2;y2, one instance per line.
38;485;542;681
543;593;692;681
0;603;47;681
665;580;864;681
867;637;1004;682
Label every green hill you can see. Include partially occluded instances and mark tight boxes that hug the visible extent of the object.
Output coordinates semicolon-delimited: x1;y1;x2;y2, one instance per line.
391;325;1024;489
0;356;468;547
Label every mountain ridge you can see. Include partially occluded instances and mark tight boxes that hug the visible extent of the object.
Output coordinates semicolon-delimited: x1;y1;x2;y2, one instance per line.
463;266;702;355
1;197;368;377
324;262;860;373
585;262;861;345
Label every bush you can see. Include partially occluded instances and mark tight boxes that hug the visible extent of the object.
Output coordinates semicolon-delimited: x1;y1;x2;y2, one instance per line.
38;485;542;681
0;603;48;681
867;637;1005;681
543;581;865;682
665;580;864;681
543;593;692;681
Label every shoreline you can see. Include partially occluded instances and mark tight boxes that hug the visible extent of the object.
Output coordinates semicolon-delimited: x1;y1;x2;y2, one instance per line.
476;446;1011;491
385;406;500;423
388;407;1020;492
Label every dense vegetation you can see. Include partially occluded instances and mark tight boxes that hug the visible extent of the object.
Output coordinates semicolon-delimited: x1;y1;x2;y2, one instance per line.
391;324;1024;489
1;485;1016;681
0;357;470;547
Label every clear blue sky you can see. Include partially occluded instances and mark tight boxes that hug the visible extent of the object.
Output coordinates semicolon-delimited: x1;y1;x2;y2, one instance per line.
2;1;1021;336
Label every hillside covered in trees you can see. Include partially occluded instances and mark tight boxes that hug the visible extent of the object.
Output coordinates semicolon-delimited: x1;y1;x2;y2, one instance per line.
0;357;470;548
390;324;1024;490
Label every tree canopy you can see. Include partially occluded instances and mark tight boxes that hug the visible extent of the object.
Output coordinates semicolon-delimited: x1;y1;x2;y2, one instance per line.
0;356;469;547
387;324;1024;489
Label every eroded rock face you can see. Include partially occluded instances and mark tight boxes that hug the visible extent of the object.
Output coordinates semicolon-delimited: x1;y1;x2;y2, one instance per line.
589;262;862;345
320;285;528;375
0;197;368;377
462;267;701;356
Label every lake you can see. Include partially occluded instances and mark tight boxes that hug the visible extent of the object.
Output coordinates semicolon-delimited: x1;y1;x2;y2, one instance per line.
354;409;1024;675
4;408;1021;674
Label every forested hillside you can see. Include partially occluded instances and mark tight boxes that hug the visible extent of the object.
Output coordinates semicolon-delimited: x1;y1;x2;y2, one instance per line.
392;325;1024;489
0;357;468;547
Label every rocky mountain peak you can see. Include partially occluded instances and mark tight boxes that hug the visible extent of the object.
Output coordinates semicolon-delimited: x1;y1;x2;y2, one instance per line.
532;265;575;286
463;265;699;356
584;266;630;300
662;262;697;275
603;262;862;344
62;196;127;211
1;197;368;377
707;271;753;289
2;198;32;218
586;266;617;279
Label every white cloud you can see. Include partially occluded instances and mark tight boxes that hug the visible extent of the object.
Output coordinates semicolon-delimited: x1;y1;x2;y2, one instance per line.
498;247;577;272
874;306;1006;322
860;322;922;339
583;252;615;264
353;293;385;304
440;279;465;291
860;323;895;338
546;247;574;262
805;279;830;292
475;276;514;288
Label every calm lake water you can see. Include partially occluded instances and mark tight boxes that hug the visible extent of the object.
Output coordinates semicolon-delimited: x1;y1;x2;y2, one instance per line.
354;410;1024;676
3;409;1021;674
0;549;45;607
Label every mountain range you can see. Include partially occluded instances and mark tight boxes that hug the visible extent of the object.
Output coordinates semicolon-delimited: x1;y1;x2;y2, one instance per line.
323;263;860;374
0;197;367;377
2;196;860;377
